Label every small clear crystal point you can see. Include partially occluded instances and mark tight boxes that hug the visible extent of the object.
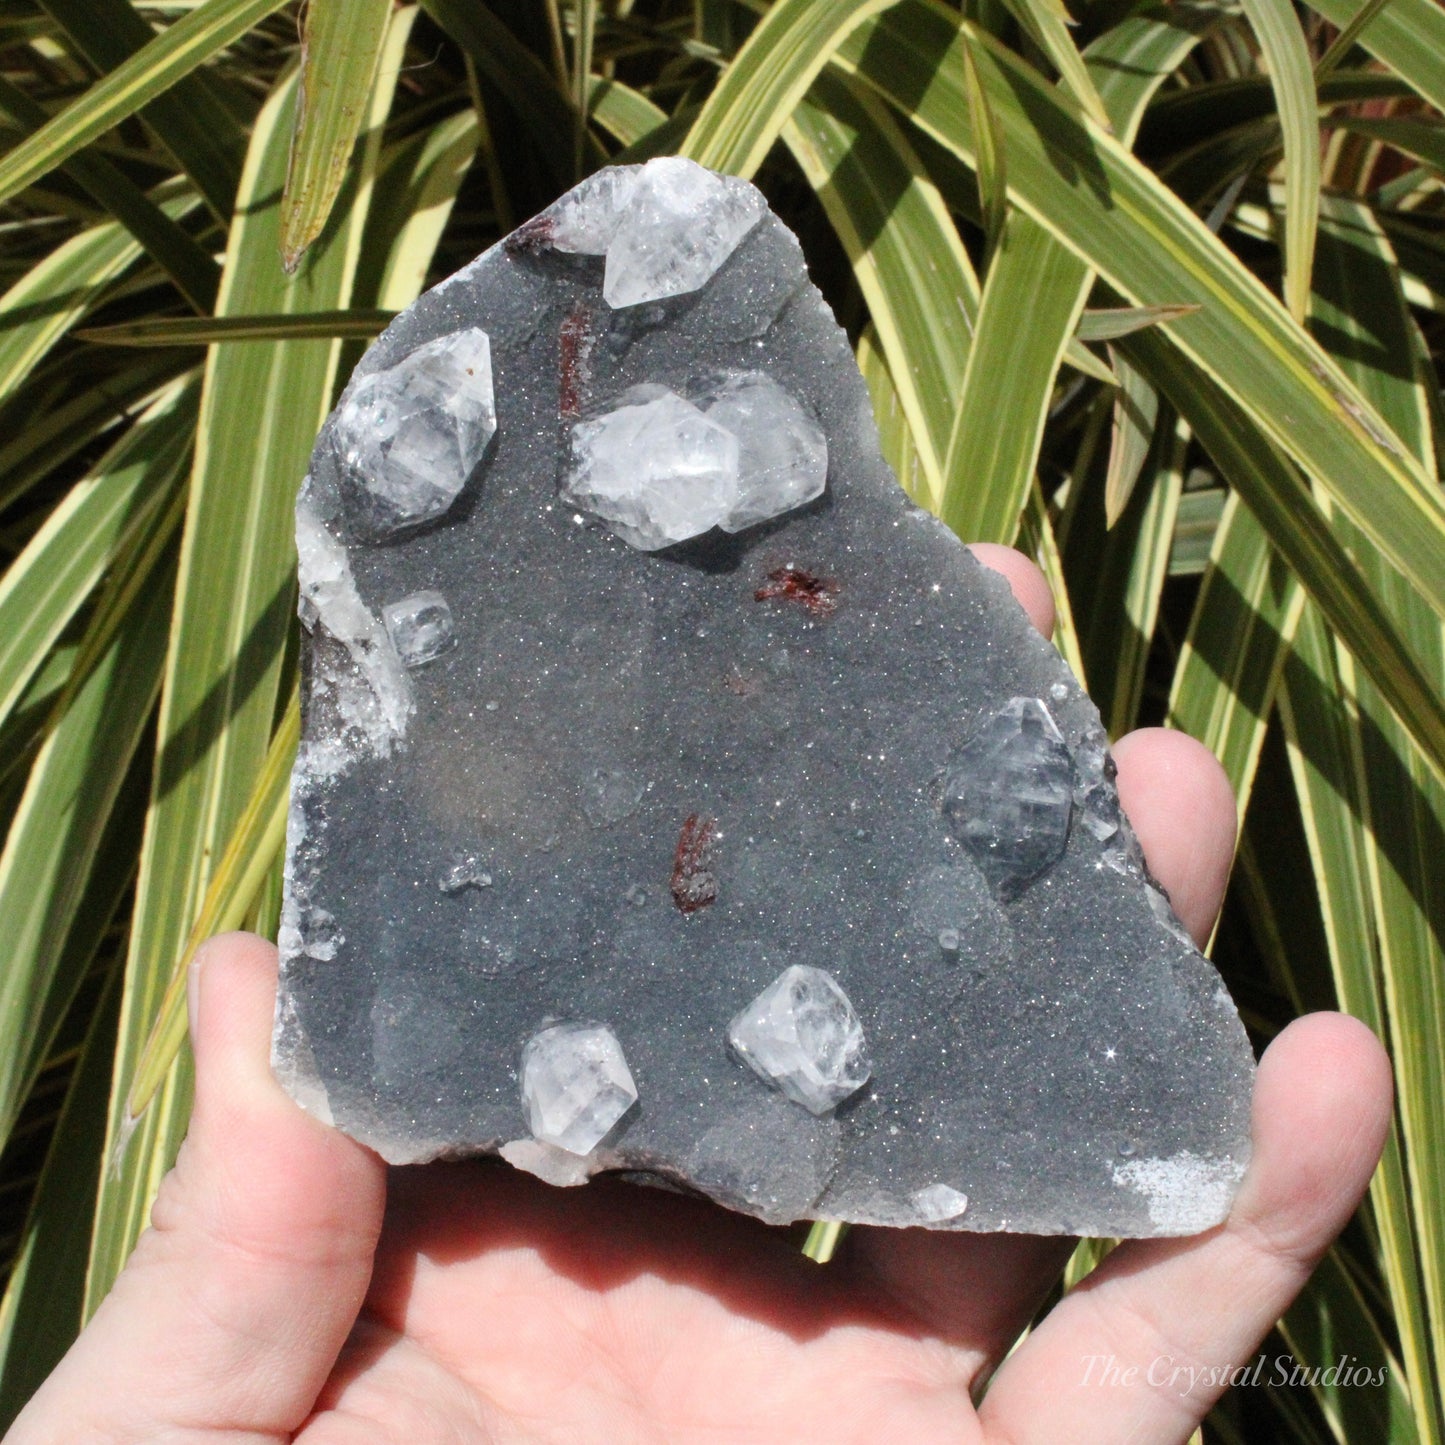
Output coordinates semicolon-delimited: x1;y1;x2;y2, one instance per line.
603;157;765;309
335;328;496;540
520;1021;638;1155
382;589;455;667
562;385;739;550
943;696;1074;892
728;964;870;1116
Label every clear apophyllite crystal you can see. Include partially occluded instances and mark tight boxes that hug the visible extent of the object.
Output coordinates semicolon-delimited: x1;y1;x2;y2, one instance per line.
561;384;739;550
547;165;642;254
333;327;496;540
382;589;455;667
912;1184;970;1222
698;371;828;532
943;696;1075;892
520;1021;639;1155
603;157;765;308
561;373;824;550
728;964;870;1116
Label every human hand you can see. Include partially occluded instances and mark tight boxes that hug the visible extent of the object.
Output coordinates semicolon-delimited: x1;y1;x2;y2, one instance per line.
9;550;1392;1445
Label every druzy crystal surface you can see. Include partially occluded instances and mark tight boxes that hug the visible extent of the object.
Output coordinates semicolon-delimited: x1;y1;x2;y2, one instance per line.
275;158;1255;1235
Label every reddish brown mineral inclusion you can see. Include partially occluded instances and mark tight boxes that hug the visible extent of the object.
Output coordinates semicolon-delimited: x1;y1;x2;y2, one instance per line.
754;565;839;617
671;813;718;913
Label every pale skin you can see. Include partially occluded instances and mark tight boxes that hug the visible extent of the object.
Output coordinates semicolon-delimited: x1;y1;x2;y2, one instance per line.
11;548;1393;1445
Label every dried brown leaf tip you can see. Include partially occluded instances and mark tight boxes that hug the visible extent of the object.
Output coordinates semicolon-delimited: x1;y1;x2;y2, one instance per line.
754;565;839;618
671;813;718;913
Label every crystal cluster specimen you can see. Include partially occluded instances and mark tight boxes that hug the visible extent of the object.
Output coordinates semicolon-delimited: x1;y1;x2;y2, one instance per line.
275;158;1255;1235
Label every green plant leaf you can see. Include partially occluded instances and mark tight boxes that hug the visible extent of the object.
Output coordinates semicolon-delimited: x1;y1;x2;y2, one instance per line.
0;0;288;211
1103;343;1159;527
125;692;296;1121
995;0;1112;132
940;213;1089;545
0;514;180;1147
35;0;247;219
85;11;407;1310
0;383;193;737
1332;115;1445;177
419;0;581;190
1309;0;1445;112
681;0;902;177
0;76;219;311
834;5;1445;626
961;31;1007;254
587;76;668;148
1237;0;1319;322
0;193;197;402
784;70;977;514
1314;0;1398;84
1077;303;1201;342
1280;605;1444;1444
0;961;124;1423
76;310;398;345
1128;325;1445;783
1168;493;1302;816
280;0;395;271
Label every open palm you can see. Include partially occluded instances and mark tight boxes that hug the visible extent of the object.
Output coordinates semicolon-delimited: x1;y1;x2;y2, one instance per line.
11;555;1391;1445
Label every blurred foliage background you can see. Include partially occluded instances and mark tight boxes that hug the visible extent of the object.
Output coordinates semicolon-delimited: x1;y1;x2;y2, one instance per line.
0;0;1442;1438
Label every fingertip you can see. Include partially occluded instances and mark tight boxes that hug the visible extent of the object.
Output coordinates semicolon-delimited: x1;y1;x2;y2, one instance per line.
1113;728;1237;945
969;543;1055;638
1239;1012;1393;1256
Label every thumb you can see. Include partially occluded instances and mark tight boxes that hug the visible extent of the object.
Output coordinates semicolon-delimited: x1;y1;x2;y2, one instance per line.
10;933;386;1443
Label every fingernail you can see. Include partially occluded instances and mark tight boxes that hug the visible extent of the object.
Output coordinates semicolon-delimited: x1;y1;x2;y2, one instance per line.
187;952;204;1042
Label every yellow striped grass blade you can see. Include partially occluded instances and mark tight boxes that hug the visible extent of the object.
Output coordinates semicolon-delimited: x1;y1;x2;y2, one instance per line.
681;0;903;177
784;70;977;514
77;310;398;345
1309;0;1445;112
0;383;193;742
84;14;406;1308
833;5;1445;625
0;0;289;209
1168;492;1303;822
1129;326;1445;784
124;692;297;1122
280;0;395;271
0;75;219;311
34;0;246;219
1237;0;1319;323
0;965;123;1417
1280;607;1444;1445
0;487;183;1147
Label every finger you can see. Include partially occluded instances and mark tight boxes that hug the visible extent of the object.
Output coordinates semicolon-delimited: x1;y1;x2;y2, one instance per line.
978;1013;1392;1444
1114;728;1236;945
10;933;386;1444
843;726;1239;1373
969;543;1055;638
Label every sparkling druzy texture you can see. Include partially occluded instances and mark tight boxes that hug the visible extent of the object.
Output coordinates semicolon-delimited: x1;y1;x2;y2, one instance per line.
276;158;1255;1236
